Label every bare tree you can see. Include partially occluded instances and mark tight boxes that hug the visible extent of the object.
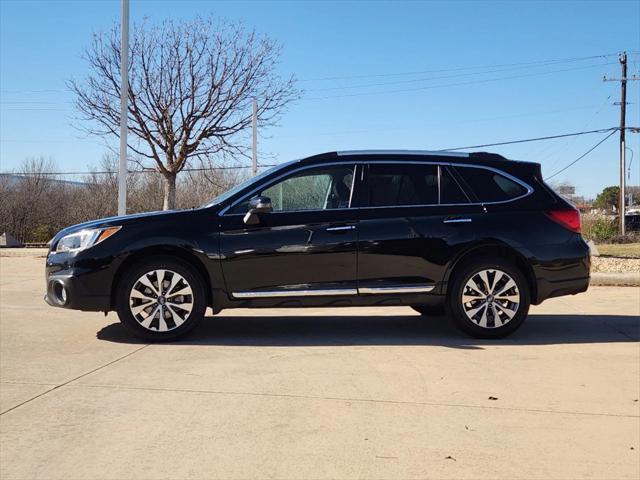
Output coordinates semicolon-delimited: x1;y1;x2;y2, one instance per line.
69;16;299;209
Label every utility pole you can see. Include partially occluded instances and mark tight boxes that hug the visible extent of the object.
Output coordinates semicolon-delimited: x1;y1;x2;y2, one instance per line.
603;52;639;235
252;98;258;176
618;52;627;236
118;0;129;216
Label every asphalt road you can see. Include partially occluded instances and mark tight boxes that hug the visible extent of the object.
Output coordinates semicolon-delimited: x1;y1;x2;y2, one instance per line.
1;253;639;479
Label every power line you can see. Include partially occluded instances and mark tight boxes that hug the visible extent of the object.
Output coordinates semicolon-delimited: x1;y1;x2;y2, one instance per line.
300;52;626;82
2;128;626;177
1;164;277;177
303;62;618;100
4;52;638;104
440;127;618;151
307;61;618;93
4;62;615;110
0;103;603;144
536;93;613;167
1;108;66;111
545;130;617;180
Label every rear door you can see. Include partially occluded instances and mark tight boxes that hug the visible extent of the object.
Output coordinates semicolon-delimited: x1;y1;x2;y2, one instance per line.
357;161;484;293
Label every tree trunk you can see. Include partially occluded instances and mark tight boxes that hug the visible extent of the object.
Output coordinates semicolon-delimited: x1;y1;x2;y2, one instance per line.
163;173;177;210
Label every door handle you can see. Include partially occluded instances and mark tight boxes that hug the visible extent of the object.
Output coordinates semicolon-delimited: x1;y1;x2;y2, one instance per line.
326;225;356;232
443;217;472;224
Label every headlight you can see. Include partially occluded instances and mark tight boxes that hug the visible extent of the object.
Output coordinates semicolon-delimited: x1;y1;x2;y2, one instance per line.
55;226;121;253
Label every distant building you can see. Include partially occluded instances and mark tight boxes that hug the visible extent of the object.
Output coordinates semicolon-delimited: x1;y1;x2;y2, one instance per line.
0;173;87;188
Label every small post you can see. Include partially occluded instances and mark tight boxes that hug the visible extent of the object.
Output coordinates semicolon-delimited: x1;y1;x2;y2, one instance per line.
252;98;258;176
118;0;129;216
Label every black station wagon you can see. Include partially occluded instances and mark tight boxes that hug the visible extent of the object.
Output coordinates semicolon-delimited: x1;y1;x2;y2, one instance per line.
45;150;590;340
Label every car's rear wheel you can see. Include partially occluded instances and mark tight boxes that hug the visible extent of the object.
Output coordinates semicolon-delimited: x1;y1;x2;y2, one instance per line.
447;258;530;339
115;256;206;341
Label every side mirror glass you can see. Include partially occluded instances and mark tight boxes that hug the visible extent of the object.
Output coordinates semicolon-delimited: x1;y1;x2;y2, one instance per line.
243;196;272;224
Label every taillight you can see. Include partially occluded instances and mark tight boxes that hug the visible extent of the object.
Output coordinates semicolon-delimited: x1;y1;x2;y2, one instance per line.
546;208;581;233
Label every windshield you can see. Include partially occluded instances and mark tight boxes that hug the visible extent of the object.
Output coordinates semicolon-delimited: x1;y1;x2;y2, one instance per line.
201;160;296;208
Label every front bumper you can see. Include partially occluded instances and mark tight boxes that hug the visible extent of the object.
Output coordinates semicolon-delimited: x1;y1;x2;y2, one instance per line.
44;272;111;311
44;250;115;312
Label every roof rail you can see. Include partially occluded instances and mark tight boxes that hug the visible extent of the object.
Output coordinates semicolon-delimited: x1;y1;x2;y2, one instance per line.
336;149;470;158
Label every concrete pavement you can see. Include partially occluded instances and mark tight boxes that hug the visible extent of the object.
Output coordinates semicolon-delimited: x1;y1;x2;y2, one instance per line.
1;253;639;479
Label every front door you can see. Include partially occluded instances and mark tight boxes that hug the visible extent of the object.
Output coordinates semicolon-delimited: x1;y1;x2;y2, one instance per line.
218;164;359;298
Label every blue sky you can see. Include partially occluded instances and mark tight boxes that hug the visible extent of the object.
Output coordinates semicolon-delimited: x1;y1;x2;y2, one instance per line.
1;0;639;198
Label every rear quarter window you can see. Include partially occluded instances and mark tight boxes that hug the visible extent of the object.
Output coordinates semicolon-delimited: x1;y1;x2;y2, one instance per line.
454;166;528;203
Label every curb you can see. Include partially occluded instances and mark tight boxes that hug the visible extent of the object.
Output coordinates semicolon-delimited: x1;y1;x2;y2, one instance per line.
590;272;640;287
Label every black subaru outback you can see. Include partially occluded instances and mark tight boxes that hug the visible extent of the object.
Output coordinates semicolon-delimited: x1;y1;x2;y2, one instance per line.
45;150;590;340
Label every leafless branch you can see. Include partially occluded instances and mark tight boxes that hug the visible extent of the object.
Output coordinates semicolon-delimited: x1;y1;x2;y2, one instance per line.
68;15;300;209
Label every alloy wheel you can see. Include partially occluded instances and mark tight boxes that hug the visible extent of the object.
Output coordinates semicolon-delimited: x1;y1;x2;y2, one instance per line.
128;269;194;332
461;268;520;329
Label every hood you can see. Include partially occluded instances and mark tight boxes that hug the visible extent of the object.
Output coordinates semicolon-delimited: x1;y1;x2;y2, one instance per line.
51;208;196;244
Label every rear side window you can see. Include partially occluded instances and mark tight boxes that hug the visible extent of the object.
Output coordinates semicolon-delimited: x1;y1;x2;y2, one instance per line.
369;164;438;206
440;167;469;204
454;166;528;203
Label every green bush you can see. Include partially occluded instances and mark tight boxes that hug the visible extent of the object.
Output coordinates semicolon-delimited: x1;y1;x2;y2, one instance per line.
581;214;618;242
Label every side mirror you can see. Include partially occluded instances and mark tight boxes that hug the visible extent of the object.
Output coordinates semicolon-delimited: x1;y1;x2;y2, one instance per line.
243;196;272;224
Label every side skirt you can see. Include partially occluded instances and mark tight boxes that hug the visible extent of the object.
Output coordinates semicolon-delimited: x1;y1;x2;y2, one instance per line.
231;284;435;299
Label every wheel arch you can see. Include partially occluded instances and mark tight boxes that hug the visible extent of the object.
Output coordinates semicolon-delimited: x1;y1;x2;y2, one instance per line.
110;245;213;309
443;241;538;303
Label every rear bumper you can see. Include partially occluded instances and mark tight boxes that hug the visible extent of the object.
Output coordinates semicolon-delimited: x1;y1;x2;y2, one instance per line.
535;275;590;303
530;238;590;304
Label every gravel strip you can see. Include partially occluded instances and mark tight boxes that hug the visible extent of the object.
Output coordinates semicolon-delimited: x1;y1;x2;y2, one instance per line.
591;256;640;273
590;272;640;287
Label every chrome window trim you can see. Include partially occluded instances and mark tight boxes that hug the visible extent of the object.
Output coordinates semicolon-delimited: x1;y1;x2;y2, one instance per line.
218;159;534;216
347;164;357;208
443;218;472;224
232;288;357;298
437;165;442;205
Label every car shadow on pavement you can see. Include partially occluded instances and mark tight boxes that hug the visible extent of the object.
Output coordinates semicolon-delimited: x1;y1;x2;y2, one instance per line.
96;313;639;348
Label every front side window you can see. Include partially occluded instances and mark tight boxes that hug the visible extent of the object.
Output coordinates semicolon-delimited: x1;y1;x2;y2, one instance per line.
229;165;354;214
454;166;528;203
369;164;438;207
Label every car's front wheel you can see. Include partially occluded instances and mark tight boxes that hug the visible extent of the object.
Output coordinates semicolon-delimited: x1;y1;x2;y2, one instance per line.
448;258;530;339
115;256;206;341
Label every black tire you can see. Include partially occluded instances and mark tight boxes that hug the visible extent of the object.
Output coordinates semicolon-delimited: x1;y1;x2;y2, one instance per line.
412;304;446;316
447;257;530;339
115;255;206;341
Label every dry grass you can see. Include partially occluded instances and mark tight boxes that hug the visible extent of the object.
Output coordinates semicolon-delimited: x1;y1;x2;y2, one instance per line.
595;243;640;258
